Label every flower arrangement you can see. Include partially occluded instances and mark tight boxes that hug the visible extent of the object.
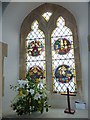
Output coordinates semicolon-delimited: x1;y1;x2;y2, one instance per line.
10;72;50;116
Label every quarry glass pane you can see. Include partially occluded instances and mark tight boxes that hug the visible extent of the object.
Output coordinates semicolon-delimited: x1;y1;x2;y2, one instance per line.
26;20;46;82
42;12;52;22
51;16;76;93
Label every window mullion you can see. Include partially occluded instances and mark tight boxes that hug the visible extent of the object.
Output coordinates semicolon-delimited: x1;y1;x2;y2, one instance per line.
45;30;52;92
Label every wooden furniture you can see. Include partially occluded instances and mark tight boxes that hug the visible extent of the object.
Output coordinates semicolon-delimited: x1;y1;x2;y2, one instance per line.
61;88;76;114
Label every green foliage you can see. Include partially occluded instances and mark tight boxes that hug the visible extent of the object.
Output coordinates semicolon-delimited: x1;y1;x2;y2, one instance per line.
10;73;50;116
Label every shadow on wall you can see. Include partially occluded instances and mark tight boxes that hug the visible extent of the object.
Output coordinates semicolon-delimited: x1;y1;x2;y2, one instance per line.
2;2;10;15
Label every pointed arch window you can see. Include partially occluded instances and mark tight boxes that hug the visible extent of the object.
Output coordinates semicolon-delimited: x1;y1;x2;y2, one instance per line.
20;3;81;95
26;20;46;85
51;16;76;93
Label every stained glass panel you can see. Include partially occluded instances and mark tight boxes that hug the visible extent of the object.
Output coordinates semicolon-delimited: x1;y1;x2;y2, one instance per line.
55;65;73;83
29;66;44;79
54;38;71;55
27;40;44;56
51;16;76;93
26;20;46;83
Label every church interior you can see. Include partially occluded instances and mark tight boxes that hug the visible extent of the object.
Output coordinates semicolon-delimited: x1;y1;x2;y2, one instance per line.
0;1;89;119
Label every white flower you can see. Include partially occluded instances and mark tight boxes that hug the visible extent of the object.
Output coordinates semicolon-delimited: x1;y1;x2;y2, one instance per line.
27;89;29;92
18;79;29;88
24;79;29;84
23;79;29;87
34;93;41;100
18;79;24;88
30;89;34;95
16;87;19;91
37;82;44;89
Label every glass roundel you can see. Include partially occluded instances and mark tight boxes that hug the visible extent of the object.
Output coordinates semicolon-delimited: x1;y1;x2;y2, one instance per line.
55;65;73;83
54;38;71;55
29;66;44;79
27;40;44;56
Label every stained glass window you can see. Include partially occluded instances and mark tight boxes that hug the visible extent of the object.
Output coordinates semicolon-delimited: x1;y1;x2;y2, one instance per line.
26;20;46;84
20;4;81;105
51;16;76;93
42;12;52;22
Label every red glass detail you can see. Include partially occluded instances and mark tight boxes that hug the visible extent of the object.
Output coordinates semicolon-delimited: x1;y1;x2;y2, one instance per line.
54;38;71;55
28;41;44;56
29;66;44;79
55;65;73;83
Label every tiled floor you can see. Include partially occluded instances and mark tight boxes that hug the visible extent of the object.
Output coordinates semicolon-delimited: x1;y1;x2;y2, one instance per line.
3;108;88;118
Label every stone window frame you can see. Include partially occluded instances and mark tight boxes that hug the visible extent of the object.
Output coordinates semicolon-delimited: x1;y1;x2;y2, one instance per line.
19;3;82;96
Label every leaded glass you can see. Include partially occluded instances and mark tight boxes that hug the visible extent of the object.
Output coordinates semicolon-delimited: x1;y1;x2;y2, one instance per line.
55;65;73;83
42;12;52;22
29;66;44;79
27;41;44;56
26;20;46;83
54;38;71;55
51;16;76;93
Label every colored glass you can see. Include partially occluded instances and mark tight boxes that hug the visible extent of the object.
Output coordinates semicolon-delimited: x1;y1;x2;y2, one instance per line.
29;66;44;79
54;38;71;55
51;16;76;93
26;20;46;83
27;41;44;56
55;65;73;83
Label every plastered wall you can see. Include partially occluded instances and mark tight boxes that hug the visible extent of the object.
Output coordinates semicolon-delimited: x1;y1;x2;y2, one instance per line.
0;1;2;118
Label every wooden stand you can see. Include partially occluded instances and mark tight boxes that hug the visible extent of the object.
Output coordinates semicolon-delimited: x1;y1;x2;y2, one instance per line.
61;88;76;114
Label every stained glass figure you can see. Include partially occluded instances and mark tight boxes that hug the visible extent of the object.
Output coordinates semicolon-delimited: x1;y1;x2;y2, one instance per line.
27;41;44;56
26;20;46;83
29;66;44;82
42;12;52;22
55;65;73;83
54;38;71;55
51;16;76;93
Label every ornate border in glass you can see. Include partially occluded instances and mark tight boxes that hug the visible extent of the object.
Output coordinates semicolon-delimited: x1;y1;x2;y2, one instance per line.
51;16;76;93
26;20;46;84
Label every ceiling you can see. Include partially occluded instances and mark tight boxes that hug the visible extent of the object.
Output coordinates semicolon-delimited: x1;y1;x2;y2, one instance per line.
1;0;90;2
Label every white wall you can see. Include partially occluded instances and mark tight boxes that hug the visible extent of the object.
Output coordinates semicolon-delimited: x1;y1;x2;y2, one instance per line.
88;2;90;118
0;1;2;118
2;2;88;115
0;2;2;42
